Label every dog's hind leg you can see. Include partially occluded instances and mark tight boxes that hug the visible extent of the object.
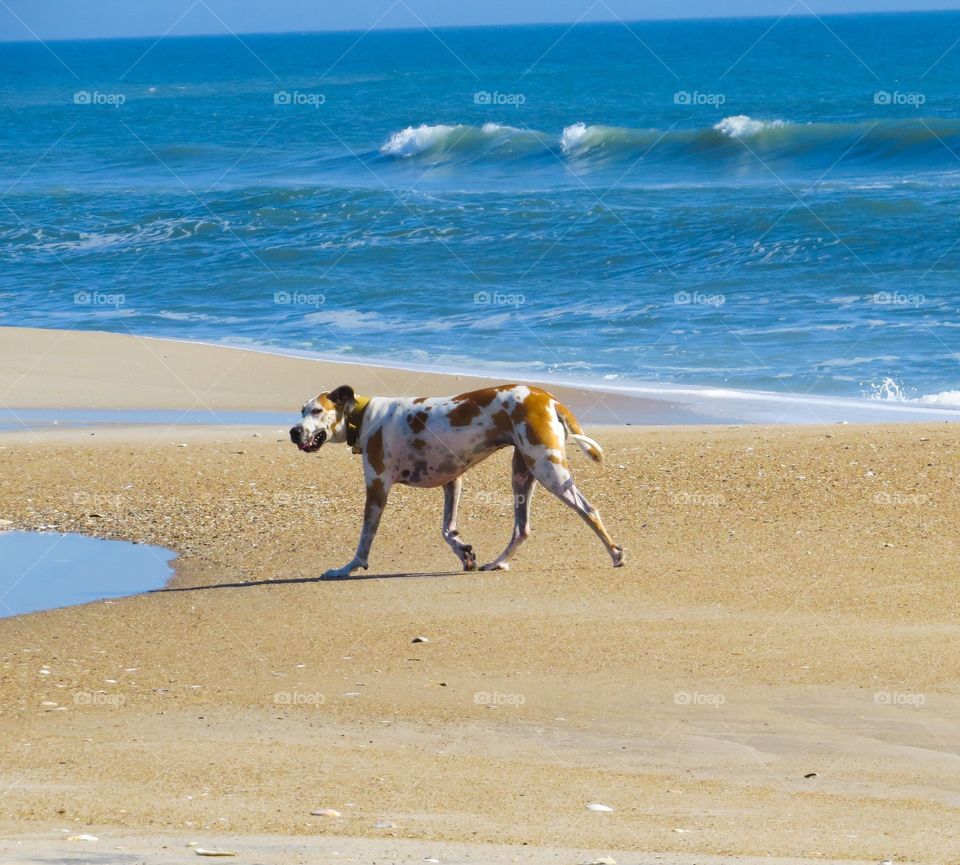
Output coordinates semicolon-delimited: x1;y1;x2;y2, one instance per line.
480;449;538;572
442;477;477;571
528;457;624;567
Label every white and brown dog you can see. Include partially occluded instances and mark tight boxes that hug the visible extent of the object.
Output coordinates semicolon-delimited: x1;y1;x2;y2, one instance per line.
289;384;624;578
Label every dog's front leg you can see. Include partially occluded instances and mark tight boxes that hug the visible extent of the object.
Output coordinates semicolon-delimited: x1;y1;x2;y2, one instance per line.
322;477;391;579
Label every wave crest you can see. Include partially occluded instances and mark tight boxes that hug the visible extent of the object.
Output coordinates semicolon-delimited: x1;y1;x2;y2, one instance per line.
380;117;960;172
713;114;786;138
380;124;461;157
379;122;544;159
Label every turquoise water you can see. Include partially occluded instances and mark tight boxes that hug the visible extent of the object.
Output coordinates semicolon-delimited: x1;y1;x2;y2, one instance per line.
0;531;175;616
2;12;959;408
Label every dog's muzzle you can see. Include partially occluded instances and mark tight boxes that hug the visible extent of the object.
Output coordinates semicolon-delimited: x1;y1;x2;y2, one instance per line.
290;425;327;453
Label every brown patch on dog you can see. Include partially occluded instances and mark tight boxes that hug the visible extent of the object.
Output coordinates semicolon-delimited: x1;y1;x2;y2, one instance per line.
479;408;514;447
407;411;429;434
412;438;426;451
315;393;335;410
451;385;513;408
448;399;484;427
413;397;428;404
366;428;385;473
554;400;584;436
490;408;513;434
513;388;562;451
364;478;386;518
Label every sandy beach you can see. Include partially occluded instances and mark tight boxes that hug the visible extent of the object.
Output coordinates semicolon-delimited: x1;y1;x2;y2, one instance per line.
0;327;958;863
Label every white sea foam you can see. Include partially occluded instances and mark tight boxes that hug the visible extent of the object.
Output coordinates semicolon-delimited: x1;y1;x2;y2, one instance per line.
917;390;960;407
713;115;785;138
380;122;525;157
865;377;960;408
866;376;907;401
560;122;591;153
380;124;460;157
302;308;455;333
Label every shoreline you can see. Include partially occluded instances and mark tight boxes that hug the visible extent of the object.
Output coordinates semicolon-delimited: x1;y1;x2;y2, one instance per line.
0;326;703;425
2;326;958;426
136;332;960;424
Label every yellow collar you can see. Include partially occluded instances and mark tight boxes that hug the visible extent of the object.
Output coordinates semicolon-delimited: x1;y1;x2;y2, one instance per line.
346;395;370;453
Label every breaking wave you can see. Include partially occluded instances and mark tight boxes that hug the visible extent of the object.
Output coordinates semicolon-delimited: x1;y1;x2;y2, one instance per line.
380;116;960;173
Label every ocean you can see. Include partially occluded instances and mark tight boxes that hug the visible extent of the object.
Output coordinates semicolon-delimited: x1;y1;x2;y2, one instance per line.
2;11;960;413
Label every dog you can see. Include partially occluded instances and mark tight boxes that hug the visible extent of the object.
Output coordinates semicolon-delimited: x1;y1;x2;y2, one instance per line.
289;384;624;578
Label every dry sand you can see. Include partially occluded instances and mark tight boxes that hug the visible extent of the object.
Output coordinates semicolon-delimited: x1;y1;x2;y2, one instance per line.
0;327;958;863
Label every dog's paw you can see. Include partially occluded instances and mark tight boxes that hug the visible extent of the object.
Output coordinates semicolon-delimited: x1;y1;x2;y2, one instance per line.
461;546;477;571
321;564;355;579
479;561;509;572
611;545;625;567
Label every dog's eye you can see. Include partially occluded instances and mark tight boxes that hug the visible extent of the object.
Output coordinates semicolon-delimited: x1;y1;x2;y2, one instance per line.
311;409;321;416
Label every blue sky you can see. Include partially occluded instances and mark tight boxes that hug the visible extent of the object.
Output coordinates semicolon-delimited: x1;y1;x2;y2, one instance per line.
1;0;958;41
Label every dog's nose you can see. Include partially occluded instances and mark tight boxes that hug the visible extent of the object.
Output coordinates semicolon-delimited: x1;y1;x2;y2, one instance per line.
289;426;301;443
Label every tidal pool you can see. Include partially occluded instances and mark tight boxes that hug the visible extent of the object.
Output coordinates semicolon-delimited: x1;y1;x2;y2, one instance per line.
0;531;176;617
0;407;290;432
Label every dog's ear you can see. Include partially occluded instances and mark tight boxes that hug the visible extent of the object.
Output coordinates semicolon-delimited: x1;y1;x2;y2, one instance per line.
328;384;356;415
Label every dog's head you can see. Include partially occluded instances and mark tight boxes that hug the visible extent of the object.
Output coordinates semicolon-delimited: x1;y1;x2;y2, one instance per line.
289;385;356;453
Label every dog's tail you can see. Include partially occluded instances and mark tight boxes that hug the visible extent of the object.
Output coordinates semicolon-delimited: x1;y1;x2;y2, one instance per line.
555;401;604;463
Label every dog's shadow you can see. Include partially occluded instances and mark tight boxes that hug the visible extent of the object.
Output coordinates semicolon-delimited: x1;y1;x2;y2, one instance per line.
152;570;462;593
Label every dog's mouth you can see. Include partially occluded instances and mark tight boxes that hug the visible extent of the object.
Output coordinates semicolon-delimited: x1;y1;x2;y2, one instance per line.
298;429;327;453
